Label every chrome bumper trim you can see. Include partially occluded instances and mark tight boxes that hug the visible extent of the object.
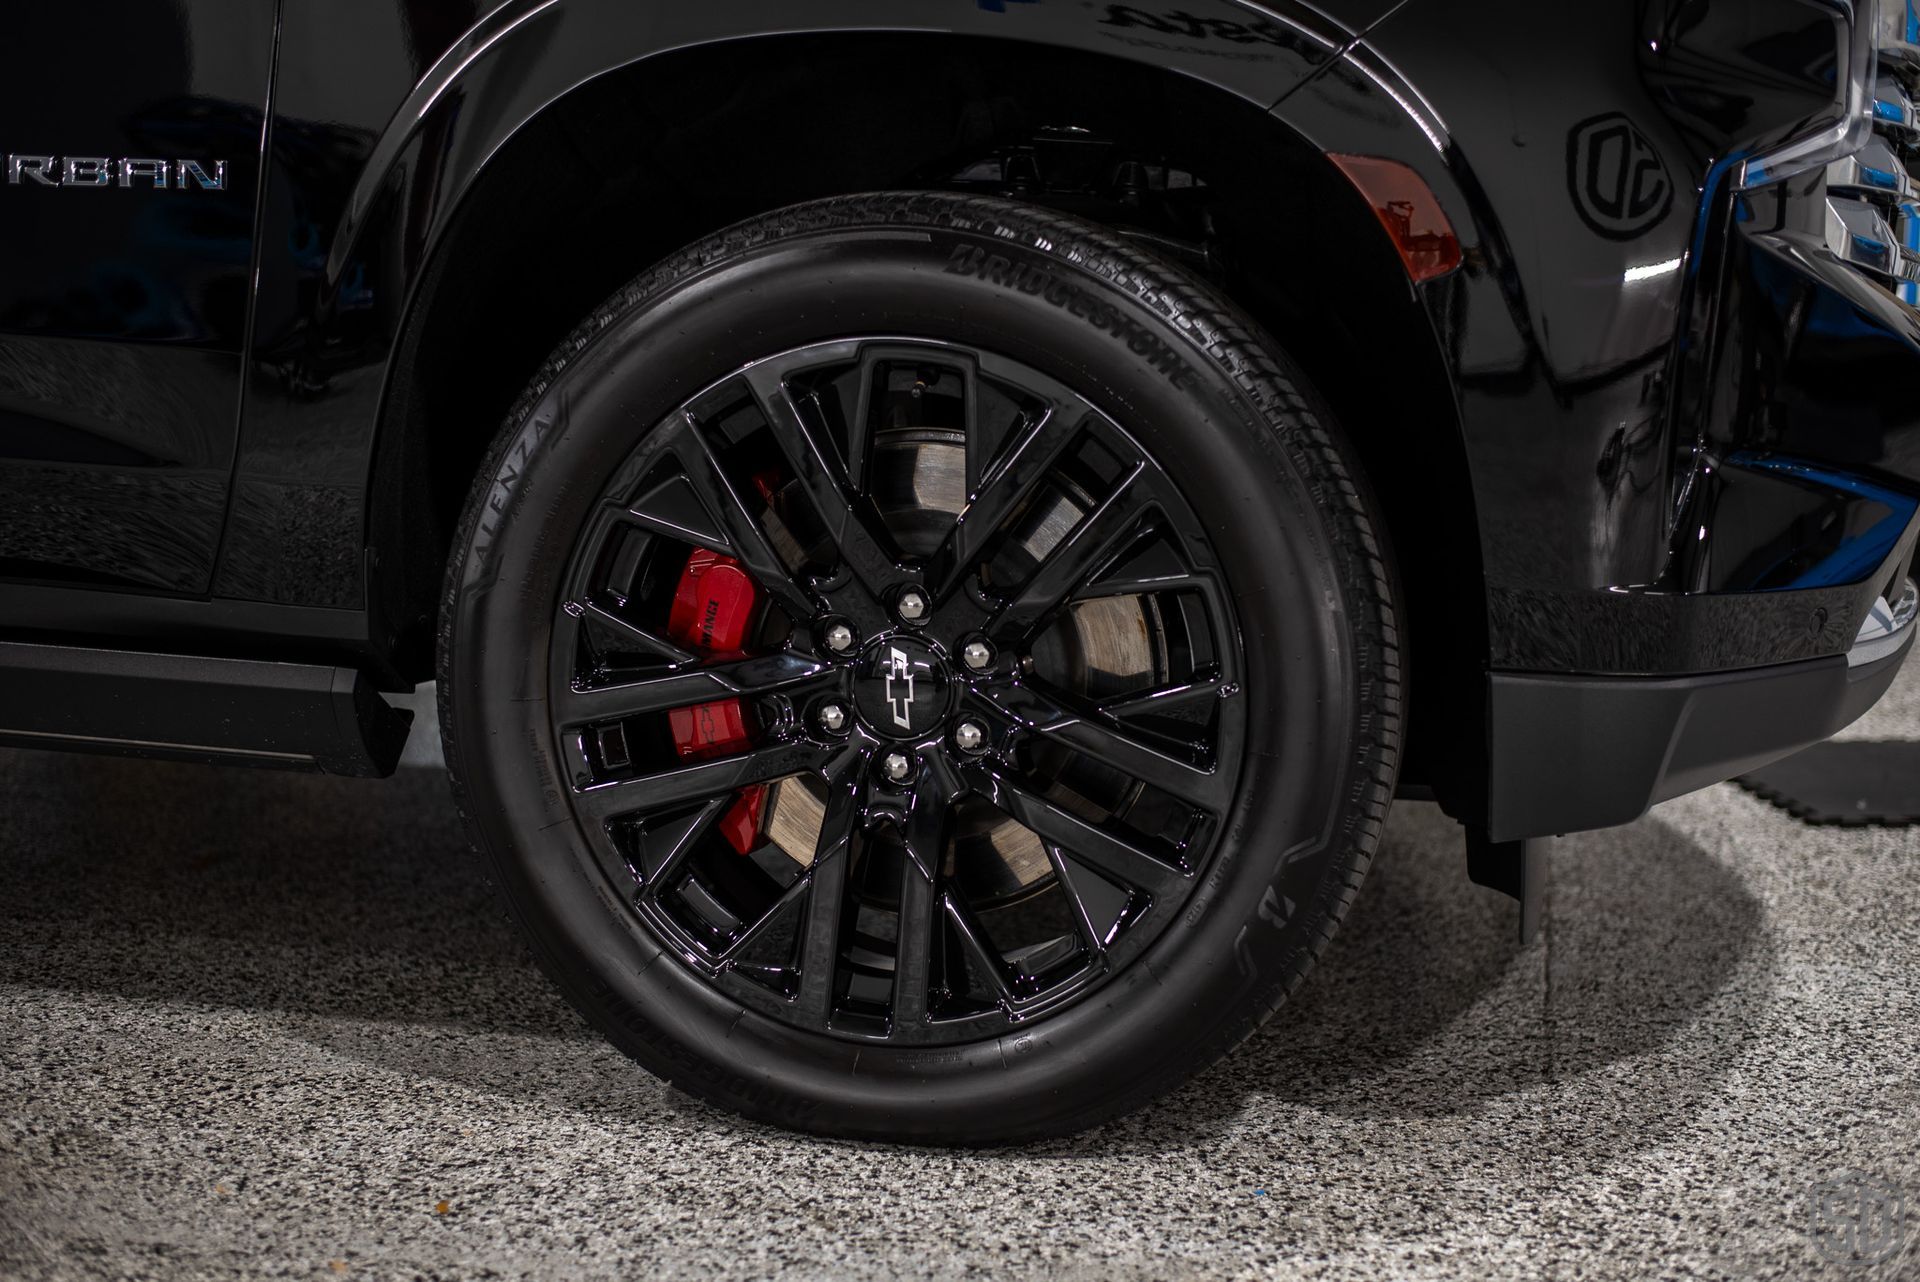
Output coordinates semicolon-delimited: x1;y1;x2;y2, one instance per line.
1740;0;1879;190
1850;576;1919;666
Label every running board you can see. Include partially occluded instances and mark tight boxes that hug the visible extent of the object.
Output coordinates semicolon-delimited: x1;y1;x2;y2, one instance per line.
0;641;412;777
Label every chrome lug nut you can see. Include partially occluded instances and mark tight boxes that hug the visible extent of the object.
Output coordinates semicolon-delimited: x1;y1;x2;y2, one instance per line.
823;621;856;654
880;751;914;783
817;702;848;734
953;720;987;753
961;638;995;671
896;588;929;623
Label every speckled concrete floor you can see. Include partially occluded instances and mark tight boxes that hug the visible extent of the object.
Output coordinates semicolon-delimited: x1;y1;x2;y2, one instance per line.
4;671;1918;1282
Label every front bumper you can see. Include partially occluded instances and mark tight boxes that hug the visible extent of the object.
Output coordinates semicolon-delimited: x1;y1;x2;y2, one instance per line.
1486;572;1918;841
1479;8;1920;841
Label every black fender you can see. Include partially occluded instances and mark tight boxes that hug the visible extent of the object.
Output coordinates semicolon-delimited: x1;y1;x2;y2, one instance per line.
216;0;1898;825
220;0;1402;614
1275;5;1701;611
223;0;1490;820
327;0;1386;288
1276;0;1905;681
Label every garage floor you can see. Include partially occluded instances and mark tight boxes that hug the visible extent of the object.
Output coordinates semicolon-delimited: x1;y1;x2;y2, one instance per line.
4;670;1918;1281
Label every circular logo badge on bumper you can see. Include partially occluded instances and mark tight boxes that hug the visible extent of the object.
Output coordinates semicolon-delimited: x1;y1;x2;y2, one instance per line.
853;637;950;739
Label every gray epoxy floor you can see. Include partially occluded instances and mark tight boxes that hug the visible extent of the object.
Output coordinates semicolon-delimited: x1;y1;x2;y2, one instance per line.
3;674;1918;1281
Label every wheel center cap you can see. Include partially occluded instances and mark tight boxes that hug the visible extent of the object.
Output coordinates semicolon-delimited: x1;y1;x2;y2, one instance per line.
852;636;951;739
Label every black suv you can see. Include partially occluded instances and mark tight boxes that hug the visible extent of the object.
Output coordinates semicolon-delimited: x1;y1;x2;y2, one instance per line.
4;0;1918;1142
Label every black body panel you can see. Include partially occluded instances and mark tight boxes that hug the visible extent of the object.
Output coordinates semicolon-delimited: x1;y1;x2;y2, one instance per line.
1;0;1917;840
1278;0;1919;677
1488;640;1911;841
0;4;274;593
216;0;1364;611
0;640;409;776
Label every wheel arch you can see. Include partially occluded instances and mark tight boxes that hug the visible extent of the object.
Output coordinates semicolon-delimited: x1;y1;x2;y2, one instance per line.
367;27;1487;813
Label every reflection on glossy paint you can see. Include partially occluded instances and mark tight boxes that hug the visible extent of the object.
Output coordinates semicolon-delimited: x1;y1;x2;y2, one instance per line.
0;4;273;591
1623;256;1683;283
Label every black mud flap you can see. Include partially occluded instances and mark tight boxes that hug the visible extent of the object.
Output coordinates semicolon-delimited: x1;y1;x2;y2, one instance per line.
1465;828;1548;945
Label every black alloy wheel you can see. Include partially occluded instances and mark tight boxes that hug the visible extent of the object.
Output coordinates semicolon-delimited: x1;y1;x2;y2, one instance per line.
440;192;1401;1142
552;336;1246;1045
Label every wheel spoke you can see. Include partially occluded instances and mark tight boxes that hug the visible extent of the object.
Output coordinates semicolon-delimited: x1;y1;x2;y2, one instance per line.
574;740;828;824
568;598;700;666
634;795;731;895
973;681;1229;812
844;347;889;494
1049;843;1107;955
665;412;822;624
926;406;1085;599
793;765;865;1026
1071;520;1219;601
942;891;1014;1006
559;650;832;723
1099;676;1225;721
891;787;950;1031
740;366;902;597
1074;569;1210;599
717;874;812;963
1039;717;1226;810
964;763;1189;899
988;460;1153;639
626;472;731;549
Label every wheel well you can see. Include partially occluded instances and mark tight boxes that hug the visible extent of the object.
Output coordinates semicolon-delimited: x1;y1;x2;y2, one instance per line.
373;31;1485;809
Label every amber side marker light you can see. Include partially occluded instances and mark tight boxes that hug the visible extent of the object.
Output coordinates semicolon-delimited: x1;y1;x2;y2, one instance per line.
1328;153;1463;284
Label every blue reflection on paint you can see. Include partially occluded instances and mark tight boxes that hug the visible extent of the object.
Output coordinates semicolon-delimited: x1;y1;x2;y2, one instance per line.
1727;453;1919;588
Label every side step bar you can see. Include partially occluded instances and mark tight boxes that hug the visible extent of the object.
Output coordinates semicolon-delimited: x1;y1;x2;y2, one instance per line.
0;641;412;777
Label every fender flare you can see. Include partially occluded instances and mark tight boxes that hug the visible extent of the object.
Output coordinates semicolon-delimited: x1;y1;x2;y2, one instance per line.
321;0;1369;304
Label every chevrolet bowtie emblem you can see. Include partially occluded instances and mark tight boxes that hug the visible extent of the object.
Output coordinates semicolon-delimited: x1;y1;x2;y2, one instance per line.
885;646;929;729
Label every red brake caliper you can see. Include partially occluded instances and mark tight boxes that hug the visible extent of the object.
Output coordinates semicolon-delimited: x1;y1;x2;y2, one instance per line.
666;547;766;854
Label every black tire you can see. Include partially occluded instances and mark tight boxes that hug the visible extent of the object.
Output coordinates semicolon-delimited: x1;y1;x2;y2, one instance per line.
438;191;1401;1143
